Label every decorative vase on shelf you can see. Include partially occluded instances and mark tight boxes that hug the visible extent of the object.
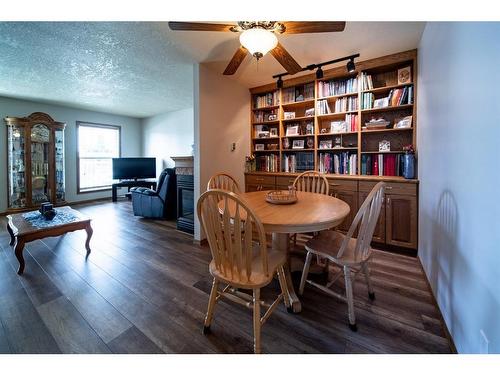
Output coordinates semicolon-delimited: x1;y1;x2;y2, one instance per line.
403;154;415;179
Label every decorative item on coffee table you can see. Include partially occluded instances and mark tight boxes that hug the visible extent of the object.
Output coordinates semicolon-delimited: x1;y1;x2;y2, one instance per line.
39;202;56;220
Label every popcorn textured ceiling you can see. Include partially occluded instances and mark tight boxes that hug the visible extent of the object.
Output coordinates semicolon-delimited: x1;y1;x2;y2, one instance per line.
0;22;194;118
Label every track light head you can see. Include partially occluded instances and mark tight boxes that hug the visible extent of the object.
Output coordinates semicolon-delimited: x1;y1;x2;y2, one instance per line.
316;66;324;79
277;76;283;89
346;59;356;73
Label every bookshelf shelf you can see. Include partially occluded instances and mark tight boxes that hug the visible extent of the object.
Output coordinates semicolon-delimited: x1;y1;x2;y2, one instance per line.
318;147;358;151
361;104;413;114
252;105;280;111
252;137;280;140
281;99;315;107
253;150;280;153
282;116;315;122
318;131;358;136
252;121;280;125
318;92;358;100
361;127;413;133
317;111;358;120
362;83;413;94
361;151;405;154
283;134;314;138
282;149;314;152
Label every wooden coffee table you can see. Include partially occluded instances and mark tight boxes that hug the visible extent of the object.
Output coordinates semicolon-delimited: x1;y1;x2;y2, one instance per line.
6;206;93;275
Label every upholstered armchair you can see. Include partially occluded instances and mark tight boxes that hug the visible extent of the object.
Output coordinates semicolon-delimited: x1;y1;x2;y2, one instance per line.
130;168;177;219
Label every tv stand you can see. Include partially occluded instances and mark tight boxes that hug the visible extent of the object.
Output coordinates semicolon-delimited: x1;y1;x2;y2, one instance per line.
112;180;157;202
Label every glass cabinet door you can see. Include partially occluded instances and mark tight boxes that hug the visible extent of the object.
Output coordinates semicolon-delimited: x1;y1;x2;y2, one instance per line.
30;123;51;205
7;124;27;209
55;128;65;202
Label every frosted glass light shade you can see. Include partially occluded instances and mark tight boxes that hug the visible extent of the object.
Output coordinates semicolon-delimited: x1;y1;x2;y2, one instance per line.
239;28;278;58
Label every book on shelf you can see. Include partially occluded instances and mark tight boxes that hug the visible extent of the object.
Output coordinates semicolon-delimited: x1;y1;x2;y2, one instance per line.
388;86;413;106
334;96;358;113
361;153;405;177
256;154;279;172
254;91;279;108
362;93;374;109
316;99;331;115
360;72;374;91
318;152;357;175
282;83;315;103
318;77;358;97
283;152;314;173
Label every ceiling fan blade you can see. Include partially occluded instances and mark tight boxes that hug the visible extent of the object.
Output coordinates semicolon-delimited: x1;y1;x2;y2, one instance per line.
282;21;346;34
223;46;248;75
270;42;302;75
168;22;234;32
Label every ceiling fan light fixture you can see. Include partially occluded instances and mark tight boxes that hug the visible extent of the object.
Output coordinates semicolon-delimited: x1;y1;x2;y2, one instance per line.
239;28;278;60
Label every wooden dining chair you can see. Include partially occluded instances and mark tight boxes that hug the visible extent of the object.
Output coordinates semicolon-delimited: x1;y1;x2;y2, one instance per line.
197;189;290;354
292;170;329;195
291;170;330;252
207;172;241;193
298;182;386;331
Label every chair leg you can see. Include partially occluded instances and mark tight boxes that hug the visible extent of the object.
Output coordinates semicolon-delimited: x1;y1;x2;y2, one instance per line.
277;266;291;310
363;263;375;301
299;251;313;295
253;288;261;354
203;278;219;334
343;266;357;331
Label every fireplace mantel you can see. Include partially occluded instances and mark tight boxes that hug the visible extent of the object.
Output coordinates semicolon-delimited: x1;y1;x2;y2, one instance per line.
171;156;193;175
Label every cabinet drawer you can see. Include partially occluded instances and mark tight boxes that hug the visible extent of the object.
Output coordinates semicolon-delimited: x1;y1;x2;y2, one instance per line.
246;184;275;192
359;181;417;196
246;175;276;186
327;178;358;192
276;176;297;188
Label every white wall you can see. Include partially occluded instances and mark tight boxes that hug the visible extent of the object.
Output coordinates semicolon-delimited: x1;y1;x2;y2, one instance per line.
141;108;194;176
0;96;142;212
417;22;500;353
193;63;251;240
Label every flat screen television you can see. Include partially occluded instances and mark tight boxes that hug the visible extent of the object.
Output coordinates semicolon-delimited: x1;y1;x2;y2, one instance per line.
112;157;156;180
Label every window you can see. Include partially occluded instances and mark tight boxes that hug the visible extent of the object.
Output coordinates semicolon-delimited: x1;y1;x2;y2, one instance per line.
77;122;121;193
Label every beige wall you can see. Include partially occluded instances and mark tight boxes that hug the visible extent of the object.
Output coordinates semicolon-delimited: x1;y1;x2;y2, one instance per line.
193;63;251;240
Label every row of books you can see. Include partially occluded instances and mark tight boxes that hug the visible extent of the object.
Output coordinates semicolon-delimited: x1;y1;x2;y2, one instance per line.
282;83;315;104
254;91;279;109
388;86;413;106
318;77;358;98
283;152;314;173
330;113;359;133
256;154;279;172
361;93;375;109
361;153;404;176
317;97;358;115
360;72;374;91
318;152;357;175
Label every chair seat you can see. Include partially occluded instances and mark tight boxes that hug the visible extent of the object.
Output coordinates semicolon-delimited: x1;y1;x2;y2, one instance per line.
209;246;286;289
305;231;371;266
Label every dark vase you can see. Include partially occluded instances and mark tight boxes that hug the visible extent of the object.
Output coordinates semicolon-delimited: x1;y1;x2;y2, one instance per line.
403;154;415;179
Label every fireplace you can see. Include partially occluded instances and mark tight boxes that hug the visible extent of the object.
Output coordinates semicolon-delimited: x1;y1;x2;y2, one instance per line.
176;175;194;234
171;156;194;235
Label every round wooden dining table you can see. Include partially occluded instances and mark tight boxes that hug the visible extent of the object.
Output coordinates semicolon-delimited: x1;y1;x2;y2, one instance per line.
226;190;350;313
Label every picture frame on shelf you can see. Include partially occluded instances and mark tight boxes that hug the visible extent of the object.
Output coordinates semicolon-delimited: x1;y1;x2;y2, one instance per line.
394;115;413;129
267;114;277;121
305;108;315;117
284;111;296;120
270;128;278;137
330;121;347;134
305;122;314;135
268;143;279;150
379;140;391;152
255;144;265;151
257;131;270;138
292;140;305;149
398;66;412;84
319;140;333;149
286;125;299;136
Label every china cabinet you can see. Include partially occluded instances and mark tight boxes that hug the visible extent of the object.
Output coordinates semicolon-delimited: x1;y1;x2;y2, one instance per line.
5;112;66;211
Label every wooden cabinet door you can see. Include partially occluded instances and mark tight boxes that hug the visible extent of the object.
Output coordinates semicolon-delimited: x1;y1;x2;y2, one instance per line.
386;194;417;249
358;191;385;243
333;190;358;233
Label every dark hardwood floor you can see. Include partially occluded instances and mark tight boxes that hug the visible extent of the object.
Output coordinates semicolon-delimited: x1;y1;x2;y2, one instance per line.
0;200;452;354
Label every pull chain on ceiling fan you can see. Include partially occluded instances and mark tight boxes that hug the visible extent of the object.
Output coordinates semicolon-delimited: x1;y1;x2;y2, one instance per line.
168;21;346;75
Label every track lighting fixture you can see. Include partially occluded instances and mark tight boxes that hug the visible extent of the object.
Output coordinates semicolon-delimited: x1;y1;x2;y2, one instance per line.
276;76;283;89
315;66;324;79
272;53;360;82
346;58;356;73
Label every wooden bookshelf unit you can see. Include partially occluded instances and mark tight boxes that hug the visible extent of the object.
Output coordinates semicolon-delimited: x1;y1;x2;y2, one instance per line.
246;50;419;252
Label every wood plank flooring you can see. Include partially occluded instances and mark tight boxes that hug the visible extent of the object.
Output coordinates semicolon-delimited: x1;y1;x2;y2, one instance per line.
0;200;452;354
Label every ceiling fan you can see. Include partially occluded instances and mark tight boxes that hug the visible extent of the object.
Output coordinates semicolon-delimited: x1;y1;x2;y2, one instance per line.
168;21;346;75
